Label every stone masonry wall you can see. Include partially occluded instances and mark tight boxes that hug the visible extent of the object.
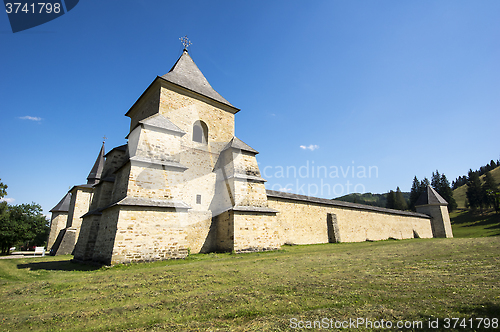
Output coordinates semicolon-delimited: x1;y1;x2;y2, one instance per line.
267;195;433;245
233;212;281;252
47;212;68;250
416;205;453;238
92;206;120;265
109;207;189;264
66;187;93;239
216;210;234;252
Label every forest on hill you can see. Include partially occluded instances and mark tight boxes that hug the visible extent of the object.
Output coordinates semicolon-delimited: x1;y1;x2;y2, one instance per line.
335;156;500;214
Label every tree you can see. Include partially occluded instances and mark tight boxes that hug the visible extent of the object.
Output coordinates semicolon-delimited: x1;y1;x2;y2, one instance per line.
421;177;430;189
394;187;408;211
0;178;7;199
431;170;441;191
438;174;457;212
466;170;483;212
409;176;421;211
0;203;49;254
482;170;498;209
386;190;396;209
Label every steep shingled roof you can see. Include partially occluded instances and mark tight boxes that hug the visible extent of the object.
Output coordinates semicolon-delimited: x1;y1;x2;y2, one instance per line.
49;192;71;213
160;50;235;109
87;143;105;185
415;185;448;206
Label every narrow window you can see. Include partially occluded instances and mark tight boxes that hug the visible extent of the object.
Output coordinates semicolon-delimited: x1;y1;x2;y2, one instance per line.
192;120;208;144
196;194;202;204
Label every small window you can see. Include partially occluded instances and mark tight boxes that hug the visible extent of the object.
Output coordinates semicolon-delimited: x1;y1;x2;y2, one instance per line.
196;194;202;204
193;120;208;144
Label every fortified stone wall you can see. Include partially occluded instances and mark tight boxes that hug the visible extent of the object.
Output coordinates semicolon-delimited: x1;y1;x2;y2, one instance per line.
266;191;433;245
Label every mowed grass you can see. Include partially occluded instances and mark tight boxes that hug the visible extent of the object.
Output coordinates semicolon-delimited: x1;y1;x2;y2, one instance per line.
1;238;499;331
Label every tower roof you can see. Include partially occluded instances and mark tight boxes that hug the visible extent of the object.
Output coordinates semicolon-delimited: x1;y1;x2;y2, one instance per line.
87;143;105;185
415;185;448;206
160;50;235;108
49;192;71;213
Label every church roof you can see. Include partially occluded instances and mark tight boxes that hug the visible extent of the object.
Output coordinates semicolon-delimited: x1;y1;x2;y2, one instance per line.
160;50;235;109
105;144;127;157
222;137;259;154
49;193;71;213
87;143;105;185
415;185;448;206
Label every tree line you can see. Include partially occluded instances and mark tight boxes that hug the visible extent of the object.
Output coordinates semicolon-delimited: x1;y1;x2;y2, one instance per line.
0;178;49;255
452;159;500;189
386;170;457;212
464;169;499;213
386;161;500;214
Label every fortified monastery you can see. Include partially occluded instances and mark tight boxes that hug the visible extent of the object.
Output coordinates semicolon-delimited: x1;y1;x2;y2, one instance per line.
48;45;453;265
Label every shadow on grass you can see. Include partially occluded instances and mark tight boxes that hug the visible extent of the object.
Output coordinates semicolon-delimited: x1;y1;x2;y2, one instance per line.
452;210;499;225
17;260;101;271
420;303;500;331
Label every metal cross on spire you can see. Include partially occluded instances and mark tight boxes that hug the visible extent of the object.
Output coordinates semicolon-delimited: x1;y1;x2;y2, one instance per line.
180;35;192;51
102;135;107;145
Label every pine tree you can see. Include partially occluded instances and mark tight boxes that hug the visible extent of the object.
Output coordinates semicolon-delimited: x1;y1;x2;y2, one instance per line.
386;190;396;209
466;170;483;212
431;170;441;192
439;174;457;211
482;170;498;209
394;187;408;211
420;178;430;191
409;176;421;211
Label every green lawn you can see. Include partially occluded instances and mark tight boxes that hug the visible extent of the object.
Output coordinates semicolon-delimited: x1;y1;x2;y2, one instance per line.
1;238;499;331
450;209;500;238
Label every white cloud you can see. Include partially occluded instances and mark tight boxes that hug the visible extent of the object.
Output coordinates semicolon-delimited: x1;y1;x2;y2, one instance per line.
19;116;42;121
300;144;319;151
0;198;15;203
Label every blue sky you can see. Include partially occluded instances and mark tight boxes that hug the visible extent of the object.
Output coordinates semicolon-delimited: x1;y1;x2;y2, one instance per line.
1;1;499;216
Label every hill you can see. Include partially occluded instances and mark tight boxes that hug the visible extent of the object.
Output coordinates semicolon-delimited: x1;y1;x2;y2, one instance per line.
453;166;500;209
334;192;410;208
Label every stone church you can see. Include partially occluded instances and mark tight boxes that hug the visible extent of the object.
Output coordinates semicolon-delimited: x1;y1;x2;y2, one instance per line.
48;46;453;265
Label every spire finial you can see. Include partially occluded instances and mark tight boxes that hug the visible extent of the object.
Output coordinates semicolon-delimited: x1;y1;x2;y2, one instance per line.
179;35;192;51
102;135;107;144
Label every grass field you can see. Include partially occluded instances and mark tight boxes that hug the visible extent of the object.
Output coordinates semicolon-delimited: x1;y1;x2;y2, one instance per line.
450;209;500;238
1;237;499;331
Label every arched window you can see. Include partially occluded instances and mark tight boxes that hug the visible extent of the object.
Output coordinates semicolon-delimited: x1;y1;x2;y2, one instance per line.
192;120;208;144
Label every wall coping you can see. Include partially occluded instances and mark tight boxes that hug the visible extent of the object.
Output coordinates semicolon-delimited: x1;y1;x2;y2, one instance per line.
266;190;431;219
